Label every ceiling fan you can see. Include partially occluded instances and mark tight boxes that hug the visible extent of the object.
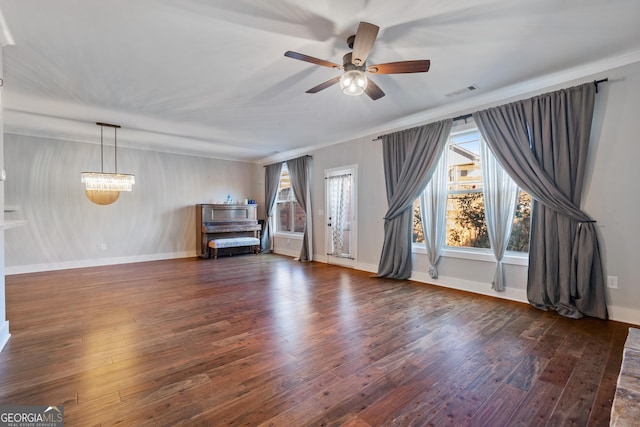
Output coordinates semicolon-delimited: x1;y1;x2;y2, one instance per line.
284;21;430;100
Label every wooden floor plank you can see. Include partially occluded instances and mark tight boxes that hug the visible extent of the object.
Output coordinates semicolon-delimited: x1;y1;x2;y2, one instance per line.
505;380;564;426
546;375;598;427
469;383;528;427
506;354;550;391
0;254;632;426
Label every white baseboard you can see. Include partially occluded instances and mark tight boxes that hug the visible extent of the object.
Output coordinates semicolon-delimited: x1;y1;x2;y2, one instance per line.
5;251;193;275
410;271;529;304
314;253;328;264
607;305;640;326
355;262;378;274
0;321;10;353
327;260;640;325
272;248;301;259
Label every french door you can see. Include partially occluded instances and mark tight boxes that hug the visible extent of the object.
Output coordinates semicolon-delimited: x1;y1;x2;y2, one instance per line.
325;165;357;267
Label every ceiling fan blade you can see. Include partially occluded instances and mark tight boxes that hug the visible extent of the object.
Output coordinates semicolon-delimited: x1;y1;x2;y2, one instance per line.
367;60;431;74
365;78;385;100
306;76;341;93
284;51;341;69
352;22;379;66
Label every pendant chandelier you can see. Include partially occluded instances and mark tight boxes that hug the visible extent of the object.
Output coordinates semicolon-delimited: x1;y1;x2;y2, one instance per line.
81;122;135;205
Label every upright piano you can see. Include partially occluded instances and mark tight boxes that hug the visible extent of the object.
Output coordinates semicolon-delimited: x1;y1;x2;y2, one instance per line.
196;204;261;258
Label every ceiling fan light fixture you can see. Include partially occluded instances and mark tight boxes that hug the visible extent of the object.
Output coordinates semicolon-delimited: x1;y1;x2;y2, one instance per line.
285;22;428;100
340;70;367;96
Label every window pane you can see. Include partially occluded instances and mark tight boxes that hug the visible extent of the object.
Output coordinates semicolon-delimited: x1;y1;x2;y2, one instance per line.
446;191;490;248
277;187;291;202
446;129;488;249
507;190;531;252
293;202;305;233
448;130;482;192
274;162;307;234
276;202;292;232
277;163;292;201
413;198;424;243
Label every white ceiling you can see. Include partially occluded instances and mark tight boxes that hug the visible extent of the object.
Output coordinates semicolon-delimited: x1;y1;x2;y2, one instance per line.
1;0;639;163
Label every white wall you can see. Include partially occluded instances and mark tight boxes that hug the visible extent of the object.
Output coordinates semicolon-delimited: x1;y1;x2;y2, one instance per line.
279;60;640;325
271;136;387;263
582;61;640;324
0;44;9;351
3;134;261;273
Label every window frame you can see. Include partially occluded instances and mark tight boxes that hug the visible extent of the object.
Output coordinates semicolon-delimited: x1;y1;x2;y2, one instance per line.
411;244;528;266
273;163;305;237
445;127;489;250
411;121;530;265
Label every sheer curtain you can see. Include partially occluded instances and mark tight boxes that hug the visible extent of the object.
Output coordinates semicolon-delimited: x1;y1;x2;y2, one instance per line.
261;162;283;253
480;139;519;291
418;148;448;279
473;83;607;319
286;156;313;262
376;119;453;280
327;174;349;257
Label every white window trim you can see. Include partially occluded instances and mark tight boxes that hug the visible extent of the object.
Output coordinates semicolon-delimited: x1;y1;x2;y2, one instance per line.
410;121;530;267
412;243;528;266
274;162;305;236
274;199;305;235
325;164;358;263
273;230;304;239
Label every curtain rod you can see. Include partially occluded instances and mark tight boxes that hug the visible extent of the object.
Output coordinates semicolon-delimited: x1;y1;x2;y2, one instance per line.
593;78;608;93
263;154;312;167
372;78;609;141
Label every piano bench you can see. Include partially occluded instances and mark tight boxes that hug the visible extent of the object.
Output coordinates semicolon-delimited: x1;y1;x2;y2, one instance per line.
208;237;260;259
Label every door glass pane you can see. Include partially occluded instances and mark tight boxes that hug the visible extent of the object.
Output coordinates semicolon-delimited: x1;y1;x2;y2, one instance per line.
327;173;352;258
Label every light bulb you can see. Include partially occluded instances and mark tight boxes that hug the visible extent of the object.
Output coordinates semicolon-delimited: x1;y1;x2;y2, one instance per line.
340;70;367;96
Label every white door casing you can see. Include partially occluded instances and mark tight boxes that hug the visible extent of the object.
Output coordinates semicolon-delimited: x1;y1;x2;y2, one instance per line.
325;165;357;268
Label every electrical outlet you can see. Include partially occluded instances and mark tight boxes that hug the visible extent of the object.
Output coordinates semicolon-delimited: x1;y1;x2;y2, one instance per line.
100;243;108;251
607;276;618;289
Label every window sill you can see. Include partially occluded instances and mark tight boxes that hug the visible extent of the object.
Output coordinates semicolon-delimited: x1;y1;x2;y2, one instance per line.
274;232;304;240
412;244;528;266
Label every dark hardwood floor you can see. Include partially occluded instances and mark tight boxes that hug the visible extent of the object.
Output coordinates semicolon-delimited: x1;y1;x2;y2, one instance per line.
0;254;631;426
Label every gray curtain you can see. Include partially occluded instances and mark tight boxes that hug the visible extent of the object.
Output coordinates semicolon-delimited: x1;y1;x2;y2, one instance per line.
286;156;313;262
261;162;283;253
376;119;453;279
473;83;607;319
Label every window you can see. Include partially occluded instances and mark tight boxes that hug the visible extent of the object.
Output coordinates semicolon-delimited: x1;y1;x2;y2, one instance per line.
275;163;306;234
413;126;531;253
